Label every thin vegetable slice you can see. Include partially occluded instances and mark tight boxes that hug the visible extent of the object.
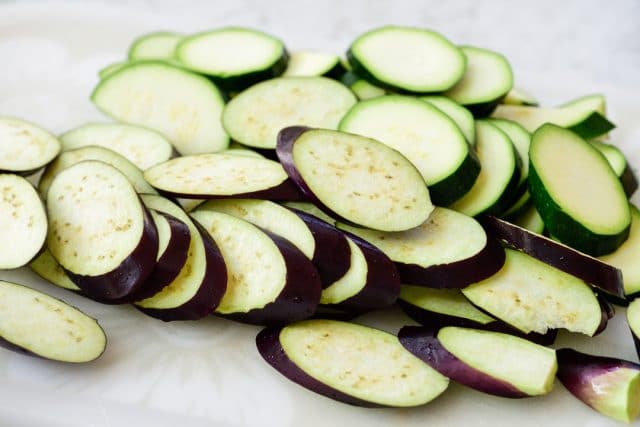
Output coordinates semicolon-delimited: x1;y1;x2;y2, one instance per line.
340;71;386;100
421;95;476;145
0;117;60;175
283;51;345;79
502;87;539;106
510;205;545;234
257;319;449;407
627;299;640;358
282;201;336;225
591;140;638;197
277;127;432;232
30;249;80;291
490;118;531;189
128;31;182;60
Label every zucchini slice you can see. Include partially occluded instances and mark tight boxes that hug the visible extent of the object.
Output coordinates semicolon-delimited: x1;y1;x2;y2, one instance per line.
277;127;433;232
0;117;60;175
591;140;638;197
340;71;386;100
347;26;465;93
627;299;640;358
176;27;287;91
283;51;345;79
257;320;449;407
337;207;504;288
0;174;47;269
128;31;182;60
421;95;476;145
339;95;479;206
99;61;128;79
462;248;602;336
511;205;545;234
502;87;539;106
529;124;630;256
450;121;521;216
91;61;228;155
222;76;356;149
0;281;106;363
59;123;173;170
443;46;513;117
490;118;531;188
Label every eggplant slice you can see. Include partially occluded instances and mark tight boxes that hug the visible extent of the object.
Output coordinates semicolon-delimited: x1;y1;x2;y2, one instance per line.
0;116;60;175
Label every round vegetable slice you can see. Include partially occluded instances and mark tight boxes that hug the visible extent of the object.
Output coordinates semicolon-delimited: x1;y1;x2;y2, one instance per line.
46;161;158;302
340;71;386;100
627;299;640;359
176;27;287;91
277;127;433;232
591;140;638;198
490;118;531;188
0;281;106;363
59;123;173;170
222;77;356;149
502;87;539;106
99;61;128;79
0;117;60;175
337;207;504;288
256;320;449;407
283;51;345;79
128;31;182;60
529;124;630;256
144;154;302;200
421;95;476;145
283;201;336;225
0;174;47;269
347;26;465;93
30;249;80;291
91;61;228;155
339;95;479;206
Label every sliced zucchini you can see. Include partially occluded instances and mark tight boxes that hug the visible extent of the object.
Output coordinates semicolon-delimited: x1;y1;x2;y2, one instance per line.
490;118;531;188
502;87;539;106
529;124;630;256
591;140;638;197
339;95;479;206
277;127;433;232
462;249;602;336
450;121;520;216
30;249;80;291
99;61;128;79
176;27;287;91
628;299;640;358
128;31;182;60
222;77;356;149
421;95;476;145
512;205;545;234
59;123;173;170
0;117;60;175
91;61;228;155
502;191;531;219
347;26;465;93
283;51;345;79
340;71;386;100
444;46;513;117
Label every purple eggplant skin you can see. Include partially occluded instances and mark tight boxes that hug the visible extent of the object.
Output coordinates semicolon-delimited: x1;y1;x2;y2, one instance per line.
621;165;638;198
65;204;159;303
397;301;557;346
287;208;352;289
217;230;322;326
138;220;228;321
397;234;506;289
481;215;624;299
156;178;305;202
256;326;380;407
398;326;528;398
130;211;191;301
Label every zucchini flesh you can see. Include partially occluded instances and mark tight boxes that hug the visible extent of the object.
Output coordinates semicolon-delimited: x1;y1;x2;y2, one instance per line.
340;71;386;100
591;140;638;197
283;51;345;79
599;205;640;297
490;118;530;187
512;205;545;234
128;31;182;60
502;87;539;106
529;124;630;256
421;95;476;145
627;299;640;357
0;117;60;174
320;237;367;305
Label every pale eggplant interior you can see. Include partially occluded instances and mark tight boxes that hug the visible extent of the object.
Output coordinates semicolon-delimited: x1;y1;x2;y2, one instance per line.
0;117;60;172
627;299;640;338
399;286;494;325
582;368;640;423
320;237;367;305
30;249;80;291
149;210;171;260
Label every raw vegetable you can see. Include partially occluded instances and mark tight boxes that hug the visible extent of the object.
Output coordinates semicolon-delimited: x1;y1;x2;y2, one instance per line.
421;95;476;145
502;87;538;106
627;299;640;358
283;51;345;79
340;71;386;100
128;31;182;60
591;140;638;197
30;249;80;291
0;116;60;175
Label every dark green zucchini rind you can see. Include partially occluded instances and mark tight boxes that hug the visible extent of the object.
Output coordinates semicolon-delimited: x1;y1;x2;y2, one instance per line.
428;151;481;206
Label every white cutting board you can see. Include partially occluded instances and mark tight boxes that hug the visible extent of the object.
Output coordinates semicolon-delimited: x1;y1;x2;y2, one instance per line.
0;1;638;426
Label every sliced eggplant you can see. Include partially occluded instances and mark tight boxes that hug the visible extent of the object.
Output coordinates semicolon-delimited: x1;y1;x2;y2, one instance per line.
421;95;476;145
338;95;479;205
59;123;173;170
283;51;345;79
0;174;47;269
47;161;158;302
502;87;539;106
91;61;228;155
399;326;557;398
222;77;356;149
556;348;640;423
191;210;321;325
529;124;630;256
443;46;513;117
462;248;602;336
0;116;60;175
282;201;336;225
144;154;302;200
38;145;157;199
482;215;624;299
30;249;80;291
277;127;432;232
0;280;106;363
128;31;183;60
627;299;640;358
347;26;465;93
592;140;638;197
450;121;521;217
256;319;449;407
135;194;227;321
176;27;287;91
338;207;504;288
178;198;205;212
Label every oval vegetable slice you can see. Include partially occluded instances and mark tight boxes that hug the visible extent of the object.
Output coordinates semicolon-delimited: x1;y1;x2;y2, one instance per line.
256;319;449;407
283;51;345;79
277;127;433;232
222;77;356;149
529;124;630;256
339;95;479;206
144;154;302;200
47;161;158;302
347;26;465;93
30;249;80;291
591;140;638;198
0;116;60;175
502;87;539;106
340;71;386;100
0;174;47;269
627;299;640;358
91;61;228;155
0;281;106;363
59;123;173;170
399;326;557;398
128;31;182;60
421;95;476;145
338;207;504;288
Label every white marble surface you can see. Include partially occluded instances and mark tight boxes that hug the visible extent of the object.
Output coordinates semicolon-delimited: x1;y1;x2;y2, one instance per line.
0;1;639;426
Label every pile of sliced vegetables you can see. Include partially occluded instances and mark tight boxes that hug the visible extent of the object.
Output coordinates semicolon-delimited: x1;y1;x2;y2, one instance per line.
1;24;639;423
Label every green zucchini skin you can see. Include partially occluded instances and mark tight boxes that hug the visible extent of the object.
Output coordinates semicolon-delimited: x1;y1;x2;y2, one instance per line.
620;165;639;198
567;111;615;140
463;97;506;118
207;50;289;92
429;150;480;206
